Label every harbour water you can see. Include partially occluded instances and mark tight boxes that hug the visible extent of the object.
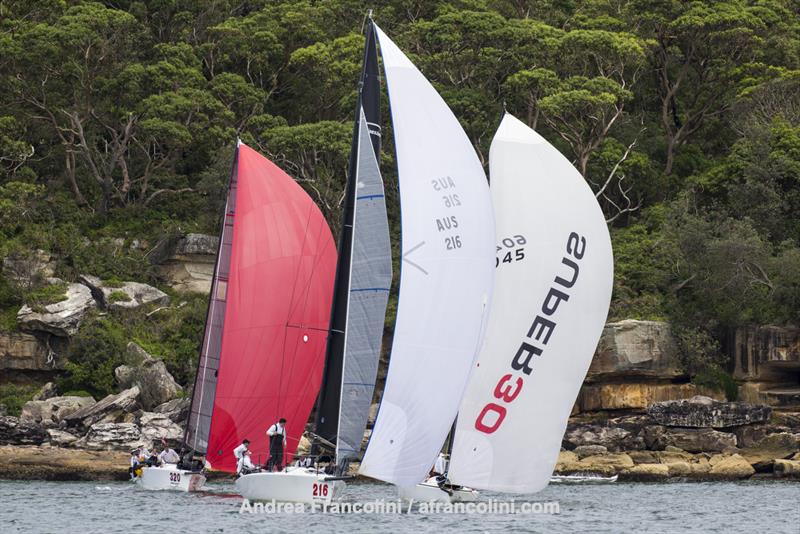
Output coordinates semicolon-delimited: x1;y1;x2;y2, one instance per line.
1;479;797;533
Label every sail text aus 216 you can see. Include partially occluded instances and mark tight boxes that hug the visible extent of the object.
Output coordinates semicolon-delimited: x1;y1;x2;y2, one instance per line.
474;231;586;434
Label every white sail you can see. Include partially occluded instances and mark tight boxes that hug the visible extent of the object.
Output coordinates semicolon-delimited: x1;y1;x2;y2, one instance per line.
448;113;613;493
359;25;495;487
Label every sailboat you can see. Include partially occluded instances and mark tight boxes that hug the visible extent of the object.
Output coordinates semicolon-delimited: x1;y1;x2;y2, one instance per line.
356;22;496;489
235;18;392;504
417;113;614;499
138;141;338;493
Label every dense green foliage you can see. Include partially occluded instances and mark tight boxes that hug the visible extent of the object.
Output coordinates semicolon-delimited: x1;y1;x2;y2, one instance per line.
1;1;798;393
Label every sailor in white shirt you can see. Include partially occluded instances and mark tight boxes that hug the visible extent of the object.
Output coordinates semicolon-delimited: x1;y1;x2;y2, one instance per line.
233;439;250;474
266;418;287;471
157;445;180;466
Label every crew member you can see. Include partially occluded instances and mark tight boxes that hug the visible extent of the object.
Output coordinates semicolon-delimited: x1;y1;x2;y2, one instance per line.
233;439;250;474
157;441;180;466
265;418;287;471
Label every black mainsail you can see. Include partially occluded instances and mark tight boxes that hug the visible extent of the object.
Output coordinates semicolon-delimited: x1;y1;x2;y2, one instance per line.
312;18;391;469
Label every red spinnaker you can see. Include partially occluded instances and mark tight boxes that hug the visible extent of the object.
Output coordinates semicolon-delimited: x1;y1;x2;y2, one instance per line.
206;143;336;472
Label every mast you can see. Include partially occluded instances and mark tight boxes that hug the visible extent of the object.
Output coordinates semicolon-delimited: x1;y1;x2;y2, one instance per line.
182;142;240;455
312;15;385;463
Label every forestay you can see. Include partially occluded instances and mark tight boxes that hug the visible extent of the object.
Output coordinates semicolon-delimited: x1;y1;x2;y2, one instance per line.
359;25;495;487
448;113;613;493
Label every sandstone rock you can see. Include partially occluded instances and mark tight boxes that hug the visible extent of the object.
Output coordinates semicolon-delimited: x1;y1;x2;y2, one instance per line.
563;423;643;452
651;427;738;453
63;387;140;429
689;457;712;476
0;332;62;371
731;423;773;448
733;325;800;382
664;461;692;477
656;449;693;463
648;395;771;428
579;453;634;470
78;422;145;451
574;445;608;459
621;463;670;480
157;234;218;294
114;344;182;410
32;382;58;401
17;283;96;337
2;249;56;286
79;275;169;311
628;450;659;464
587;320;682;381
740;433;800;468
774;459;800;477
0;416;46;445
368;403;379;428
708;454;755;478
153;398;190;424
139;412;183;446
47;428;81;447
578;383;721;411
20;396;96;426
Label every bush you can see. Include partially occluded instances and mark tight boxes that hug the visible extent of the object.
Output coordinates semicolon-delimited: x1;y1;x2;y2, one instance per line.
26;282;68;312
108;290;131;303
0;383;38;416
59;317;127;398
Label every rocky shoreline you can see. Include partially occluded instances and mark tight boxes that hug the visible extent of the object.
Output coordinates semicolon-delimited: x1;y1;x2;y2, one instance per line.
1;392;798;483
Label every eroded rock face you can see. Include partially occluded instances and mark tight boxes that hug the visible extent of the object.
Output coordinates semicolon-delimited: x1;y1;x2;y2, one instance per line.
20;396;96;426
649;427;738;453
153;398;190;424
733;325;800;382
157;233;218;294
648;395;772;428
17;283;96;337
47;428;81;447
563;423;645;452
579;383;720;411
114;343;182;410
0;416;47;445
62;387;141;430
79;275;169;311
587;320;682;381
138;412;183;446
78;422;144;451
0;332;61;371
739;433;800;467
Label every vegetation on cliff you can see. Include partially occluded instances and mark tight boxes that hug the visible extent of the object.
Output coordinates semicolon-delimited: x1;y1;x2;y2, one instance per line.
0;1;798;397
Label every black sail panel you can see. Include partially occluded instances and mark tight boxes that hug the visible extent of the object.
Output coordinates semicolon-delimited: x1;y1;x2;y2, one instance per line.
313;20;384;452
183;145;239;455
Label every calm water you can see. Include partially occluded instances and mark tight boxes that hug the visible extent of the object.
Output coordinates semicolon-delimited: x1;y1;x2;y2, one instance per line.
1;479;798;533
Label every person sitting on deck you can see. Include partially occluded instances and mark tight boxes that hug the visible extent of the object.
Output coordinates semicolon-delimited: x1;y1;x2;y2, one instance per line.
129;449;142;479
241;451;259;474
265;418;287;472
233;439;251;475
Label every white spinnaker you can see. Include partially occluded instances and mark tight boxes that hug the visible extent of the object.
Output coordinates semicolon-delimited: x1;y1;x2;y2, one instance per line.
448;113;613;493
359;25;495;487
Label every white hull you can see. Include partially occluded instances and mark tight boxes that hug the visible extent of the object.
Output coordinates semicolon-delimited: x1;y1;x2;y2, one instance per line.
398;477;478;503
137;465;206;492
550;474;618;484
235;467;346;505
